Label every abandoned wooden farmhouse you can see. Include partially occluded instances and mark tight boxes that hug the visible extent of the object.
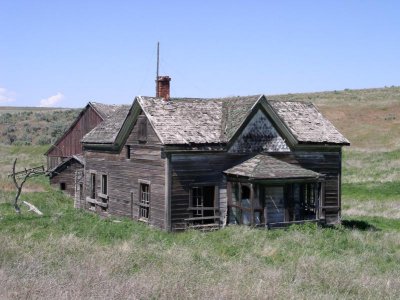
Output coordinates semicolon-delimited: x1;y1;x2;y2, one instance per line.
46;102;130;197
63;76;350;231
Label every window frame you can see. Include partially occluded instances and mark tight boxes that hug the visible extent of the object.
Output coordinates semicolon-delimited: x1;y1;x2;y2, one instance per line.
99;173;108;199
89;172;96;199
138;179;151;221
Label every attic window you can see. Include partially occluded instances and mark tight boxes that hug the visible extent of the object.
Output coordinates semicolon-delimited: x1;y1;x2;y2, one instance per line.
138;116;147;142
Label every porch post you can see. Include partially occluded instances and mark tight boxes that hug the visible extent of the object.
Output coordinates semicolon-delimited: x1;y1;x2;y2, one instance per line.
250;183;254;226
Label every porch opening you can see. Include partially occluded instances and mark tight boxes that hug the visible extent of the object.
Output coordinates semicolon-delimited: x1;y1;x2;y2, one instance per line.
227;181;322;228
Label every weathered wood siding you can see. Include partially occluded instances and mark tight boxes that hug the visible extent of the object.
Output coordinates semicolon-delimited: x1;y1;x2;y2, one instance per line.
47;105;103;169
270;150;342;224
50;161;83;198
170;153;250;230
84;112;166;229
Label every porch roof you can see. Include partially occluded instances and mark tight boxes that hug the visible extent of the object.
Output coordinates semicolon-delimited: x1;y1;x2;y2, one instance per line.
223;154;321;180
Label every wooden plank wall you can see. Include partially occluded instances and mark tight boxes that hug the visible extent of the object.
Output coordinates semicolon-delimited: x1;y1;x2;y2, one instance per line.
84;112;166;229
170;153;249;230
50;161;83;198
47;105;103;160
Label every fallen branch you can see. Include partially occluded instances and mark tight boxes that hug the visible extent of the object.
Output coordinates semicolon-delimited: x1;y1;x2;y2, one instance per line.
22;201;43;216
9;158;45;213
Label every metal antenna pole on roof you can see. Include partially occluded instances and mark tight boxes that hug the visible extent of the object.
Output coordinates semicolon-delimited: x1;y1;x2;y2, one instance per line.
156;42;159;96
156;42;160;80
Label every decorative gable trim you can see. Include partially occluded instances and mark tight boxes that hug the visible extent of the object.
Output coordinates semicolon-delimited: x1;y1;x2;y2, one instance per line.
227;96;297;151
228;109;289;153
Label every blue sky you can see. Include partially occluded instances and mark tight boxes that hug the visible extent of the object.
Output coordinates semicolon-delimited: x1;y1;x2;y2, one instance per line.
1;1;399;107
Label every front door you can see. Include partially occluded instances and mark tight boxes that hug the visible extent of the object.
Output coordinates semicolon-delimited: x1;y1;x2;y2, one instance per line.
265;186;285;224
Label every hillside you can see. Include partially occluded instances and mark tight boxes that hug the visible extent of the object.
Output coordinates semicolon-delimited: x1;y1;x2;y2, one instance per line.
268;86;400;151
0;107;80;146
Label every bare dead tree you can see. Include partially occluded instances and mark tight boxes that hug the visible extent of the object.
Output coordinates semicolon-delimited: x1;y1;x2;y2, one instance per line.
9;158;45;214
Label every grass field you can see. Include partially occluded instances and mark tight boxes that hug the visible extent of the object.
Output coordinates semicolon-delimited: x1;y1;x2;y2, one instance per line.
1;86;400;299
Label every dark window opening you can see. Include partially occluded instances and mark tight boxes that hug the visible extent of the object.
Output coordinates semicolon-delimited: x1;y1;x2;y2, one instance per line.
191;186;216;224
79;183;83;200
90;173;96;199
139;183;150;220
60;182;66;190
101;174;108;195
300;183;317;219
126;145;131;159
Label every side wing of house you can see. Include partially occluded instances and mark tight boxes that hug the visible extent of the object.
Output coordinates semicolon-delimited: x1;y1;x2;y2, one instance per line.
83;109;167;229
45;104;104;169
222;99;348;226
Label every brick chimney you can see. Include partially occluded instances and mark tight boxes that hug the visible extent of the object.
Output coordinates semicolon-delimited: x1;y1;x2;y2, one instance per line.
156;76;171;100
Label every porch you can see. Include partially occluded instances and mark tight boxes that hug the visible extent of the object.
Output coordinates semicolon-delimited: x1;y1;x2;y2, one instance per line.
224;154;324;228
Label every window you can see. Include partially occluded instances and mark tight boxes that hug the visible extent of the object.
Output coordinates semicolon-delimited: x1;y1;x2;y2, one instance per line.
126;145;131;159
139;182;150;220
190;186;216;224
300;183;317;218
90;173;96;199
79;183;83;200
138;116;147;142
228;183;253;225
101;174;108;195
60;182;66;190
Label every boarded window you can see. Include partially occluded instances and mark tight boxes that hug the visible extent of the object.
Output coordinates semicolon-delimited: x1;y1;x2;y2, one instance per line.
90;173;96;199
139;183;150;220
138;116;147;142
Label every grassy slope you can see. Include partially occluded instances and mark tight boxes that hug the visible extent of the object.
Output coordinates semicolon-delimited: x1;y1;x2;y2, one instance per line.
0;107;80;145
1;87;400;299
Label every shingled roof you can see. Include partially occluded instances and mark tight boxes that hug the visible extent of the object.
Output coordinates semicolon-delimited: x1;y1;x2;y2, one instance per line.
82;104;131;144
82;95;349;148
90;102;128;119
269;101;350;145
224;154;321;180
138;95;261;144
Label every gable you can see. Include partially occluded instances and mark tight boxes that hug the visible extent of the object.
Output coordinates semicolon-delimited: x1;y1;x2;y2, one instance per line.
228;109;289;153
46;104;104;157
125;111;162;145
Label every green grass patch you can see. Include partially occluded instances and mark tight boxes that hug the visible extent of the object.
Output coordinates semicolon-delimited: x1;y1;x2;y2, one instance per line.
342;181;400;201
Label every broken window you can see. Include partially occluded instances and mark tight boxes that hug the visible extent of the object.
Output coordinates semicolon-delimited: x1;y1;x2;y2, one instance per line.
90;173;96;199
300;183;317;219
228;183;254;225
139;182;150;221
190;186;216;224
101;174;108;195
60;182;66;191
126;145;131;159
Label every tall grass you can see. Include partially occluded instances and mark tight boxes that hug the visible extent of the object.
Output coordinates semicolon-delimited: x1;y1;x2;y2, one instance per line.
1;191;400;299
